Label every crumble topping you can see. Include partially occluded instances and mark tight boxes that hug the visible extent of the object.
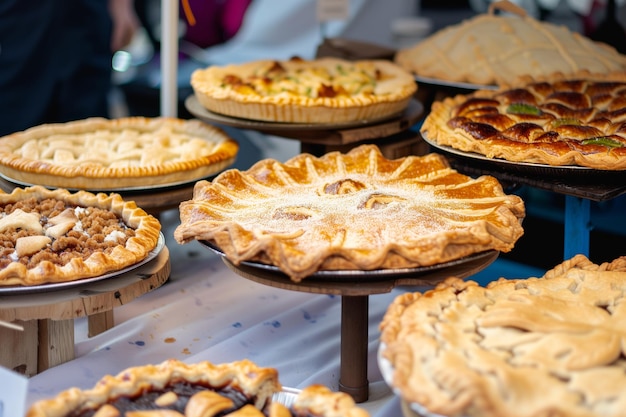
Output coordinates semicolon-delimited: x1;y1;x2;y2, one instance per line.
0;197;133;270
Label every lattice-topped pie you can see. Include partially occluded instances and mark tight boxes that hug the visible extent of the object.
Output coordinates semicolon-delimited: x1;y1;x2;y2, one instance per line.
191;56;417;124
379;254;626;417
421;75;626;170
0;185;161;287
394;1;626;87
0;117;239;190
26;359;370;417
174;145;525;281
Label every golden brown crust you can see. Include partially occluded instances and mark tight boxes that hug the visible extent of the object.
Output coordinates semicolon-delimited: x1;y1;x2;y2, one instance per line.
174;144;525;281
394;3;626;87
421;75;626;170
0;185;161;286
26;359;281;417
0;117;239;190
26;360;370;417
379;254;626;417
191;57;417;124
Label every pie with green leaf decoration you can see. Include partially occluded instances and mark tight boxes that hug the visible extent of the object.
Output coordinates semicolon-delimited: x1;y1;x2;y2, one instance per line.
421;75;626;170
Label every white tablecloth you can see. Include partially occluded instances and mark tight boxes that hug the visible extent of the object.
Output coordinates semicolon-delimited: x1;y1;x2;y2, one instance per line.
24;209;410;415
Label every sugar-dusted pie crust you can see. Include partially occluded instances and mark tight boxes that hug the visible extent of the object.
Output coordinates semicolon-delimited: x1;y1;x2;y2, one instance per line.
174;144;525;281
26;359;370;417
421;74;626;170
394;1;626;87
190;57;417;124
0;185;161;287
380;254;626;417
0;117;239;190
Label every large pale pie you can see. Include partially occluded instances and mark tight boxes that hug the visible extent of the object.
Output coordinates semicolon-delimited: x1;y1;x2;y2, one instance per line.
0;185;161;287
0;117;239;190
174;144;525;281
421;75;626;170
394;1;626;87
379;254;626;417
190;56;417;124
26;358;370;417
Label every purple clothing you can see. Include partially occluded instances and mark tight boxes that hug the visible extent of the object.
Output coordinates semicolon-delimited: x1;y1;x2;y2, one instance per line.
182;0;252;48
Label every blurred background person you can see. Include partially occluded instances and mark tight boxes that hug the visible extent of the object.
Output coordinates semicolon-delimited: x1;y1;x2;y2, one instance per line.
0;0;139;136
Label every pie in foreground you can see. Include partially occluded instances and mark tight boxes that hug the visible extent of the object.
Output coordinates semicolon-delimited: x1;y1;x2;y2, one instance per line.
421;75;626;170
26;358;370;417
379;254;626;417
0;117;239;190
174;145;525;281
0;185;161;287
190;56;417;124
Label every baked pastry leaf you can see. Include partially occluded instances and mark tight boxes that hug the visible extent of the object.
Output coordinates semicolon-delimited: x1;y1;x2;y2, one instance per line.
0;185;161;286
380;254;626;417
26;359;370;417
422;74;626;170
395;1;626;87
175;144;525;281
191;57;417;124
0;117;239;190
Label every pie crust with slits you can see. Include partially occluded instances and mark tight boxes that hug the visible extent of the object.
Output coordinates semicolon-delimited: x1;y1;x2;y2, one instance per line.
0;117;239;190
174;144;525;281
379;254;626;417
0;185;161;287
421;75;626;170
191;56;417;124
26;359;370;417
394;1;626;87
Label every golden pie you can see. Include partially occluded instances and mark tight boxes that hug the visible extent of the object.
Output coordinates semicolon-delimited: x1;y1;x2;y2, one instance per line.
0;117;239;190
190;56;417;124
394;1;626;87
0;185;161;287
379;254;626;417
26;358;370;417
421;75;626;170
174;144;525;282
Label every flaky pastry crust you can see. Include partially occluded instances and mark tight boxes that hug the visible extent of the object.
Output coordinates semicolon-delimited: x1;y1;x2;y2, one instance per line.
422;75;626;170
174;145;525;281
191;57;417;124
394;1;626;87
0;185;161;286
26;359;370;417
380;254;626;417
0;117;239;190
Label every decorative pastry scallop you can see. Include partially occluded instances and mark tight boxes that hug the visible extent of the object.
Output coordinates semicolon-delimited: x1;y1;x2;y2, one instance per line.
0;117;239;190
175;145;525;281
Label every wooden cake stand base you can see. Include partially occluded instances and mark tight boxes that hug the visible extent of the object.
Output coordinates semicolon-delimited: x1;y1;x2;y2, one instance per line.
221;250;498;403
0;247;170;377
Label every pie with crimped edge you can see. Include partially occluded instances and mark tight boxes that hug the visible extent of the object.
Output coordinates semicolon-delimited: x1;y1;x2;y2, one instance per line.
26;358;370;417
174;144;525;282
0;117;239;190
190;56;417;124
0;185;161;287
394;0;626;87
421;74;626;170
379;254;626;417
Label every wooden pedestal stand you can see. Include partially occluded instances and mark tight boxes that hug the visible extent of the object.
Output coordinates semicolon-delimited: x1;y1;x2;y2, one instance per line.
0;247;170;376
220;250;499;403
185;96;427;159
